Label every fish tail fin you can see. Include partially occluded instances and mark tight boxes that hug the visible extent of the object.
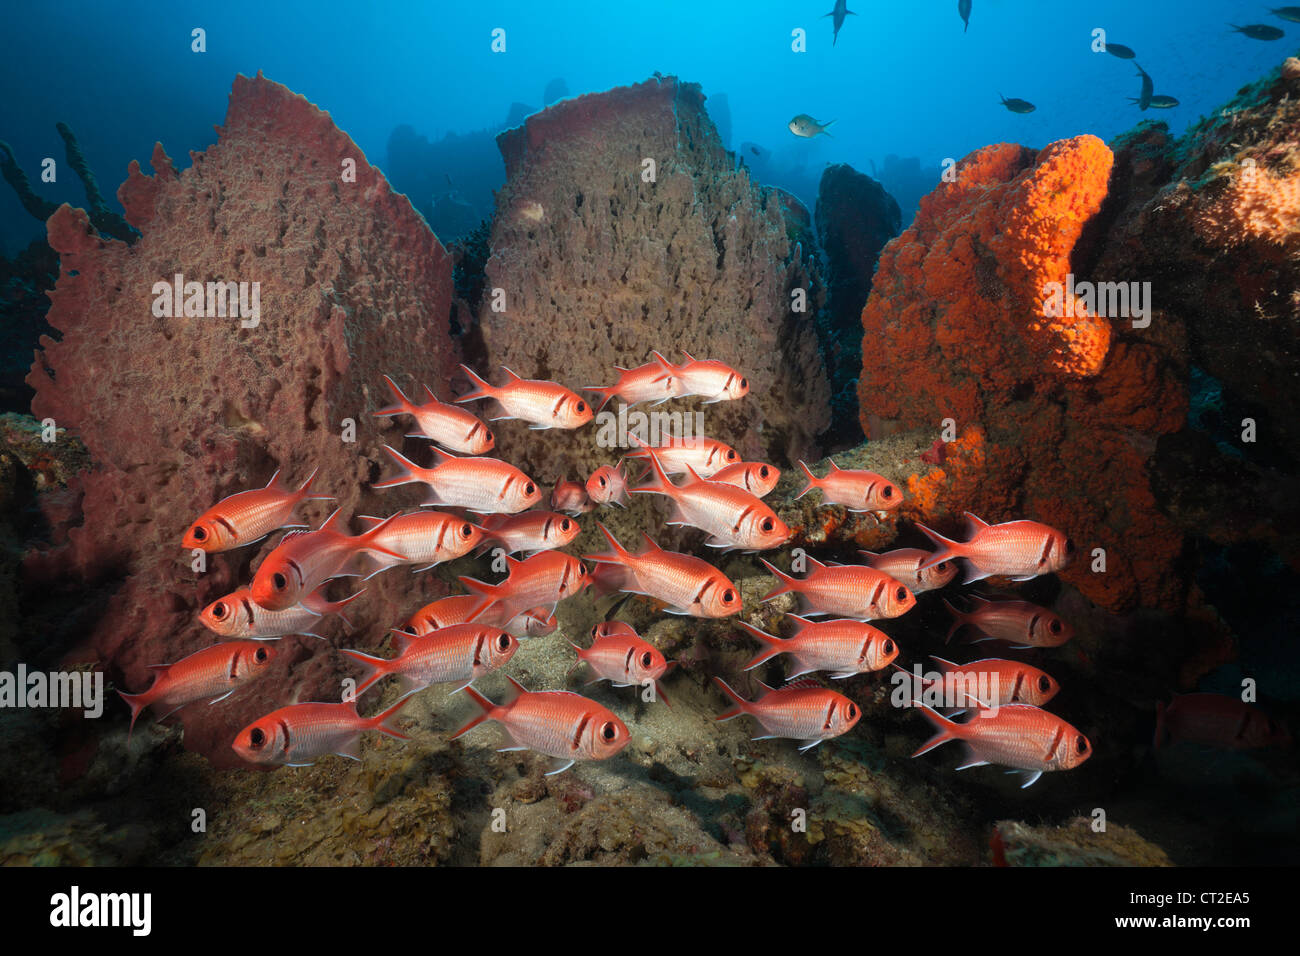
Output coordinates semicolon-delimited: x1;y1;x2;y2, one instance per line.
758;558;800;602
354;512;407;563
456;365;497;403
458;575;503;620
712;677;750;721
737;620;786;670
915;522;964;570
630;443;677;498
451;684;497;739
794;460;820;499
301;585;365;628
117;689;152;741
367;697;411;740
583;384;619;413
293;466;333;503
584;522;634;569
941;598;967;644
372;445;428;490
374;374;413;417
911;703;967;757
339;649;390;697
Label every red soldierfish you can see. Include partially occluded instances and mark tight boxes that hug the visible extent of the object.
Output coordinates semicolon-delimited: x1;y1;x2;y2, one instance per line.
660;351;749;403
585;523;742;618
200;584;362;639
625;435;739;478
233;699;410;767
709;461;781;497
917;513;1075;583
760;555;916;621
895;657;1060;708
551;480;595;516
633;447;790;551
250;510;406;611
457;365;593;430
374;445;541;514
453;675;630;774
858;548;958;594
374;374;494;454
912;701;1091;787
353;511;484;574
944;595;1072;647
584;354;682;411
118;641;276;737
1154;694;1292;751
737;616;897;680
570;625;673;706
586;464;630;507
460;550;590;623
714;676;860;750
182;468;333;552
796;460;902;513
477;511;581;555
406;595;558;638
342;623;518;699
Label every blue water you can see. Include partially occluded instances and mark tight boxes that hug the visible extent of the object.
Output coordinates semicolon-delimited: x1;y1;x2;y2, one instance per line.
0;0;1291;254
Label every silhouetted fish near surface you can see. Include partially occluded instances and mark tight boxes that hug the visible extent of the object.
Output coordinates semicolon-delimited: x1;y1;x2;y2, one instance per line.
1134;63;1153;110
1271;7;1300;24
999;94;1035;113
1230;23;1285;40
1104;41;1136;58
824;0;856;45
789;114;835;138
958;0;971;33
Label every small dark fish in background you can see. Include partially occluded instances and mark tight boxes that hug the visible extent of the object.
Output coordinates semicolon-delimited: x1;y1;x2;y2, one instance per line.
1145;94;1180;109
999;93;1035;114
1271;7;1300;24
958;0;972;33
1230;23;1285;40
1105;41;1136;59
824;0;856;46
1134;63;1154;110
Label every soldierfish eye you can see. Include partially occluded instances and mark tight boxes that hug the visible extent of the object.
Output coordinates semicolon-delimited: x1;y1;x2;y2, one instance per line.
895;587;907;602
726;450;737;461
601;722;617;741
561;519;572;532
598;476;607;487
498;634;511;650
249;727;266;748
1038;675;1051;692
759;466;770;478
1049;619;1062;633
461;523;473;537
739;378;748;389
935;562;948;572
761;517;774;532
641;652;653;668
882;487;893;499
883;639;895;654
272;572;288;591
846;703;857;719
722;589;736;604
191;526;207;541
211;602;227;620
525;483;536;495
1076;736;1089;754
254;647;269;663
576;401;587;413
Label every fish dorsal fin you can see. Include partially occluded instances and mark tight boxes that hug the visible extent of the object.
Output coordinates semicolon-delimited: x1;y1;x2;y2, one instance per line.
826;458;841;472
430;446;459;462
638;531;663;552
264;467;284;489
421;383;442;405
502;674;529;704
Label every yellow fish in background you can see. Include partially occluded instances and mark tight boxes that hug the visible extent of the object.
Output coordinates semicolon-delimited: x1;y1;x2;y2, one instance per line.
788;113;835;138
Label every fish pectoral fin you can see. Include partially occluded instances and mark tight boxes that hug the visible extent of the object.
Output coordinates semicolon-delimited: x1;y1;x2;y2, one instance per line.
207;691;236;706
496;745;530;752
954;759;991;770
1015;770;1043;789
336;735;363;761
544;759;576;776
797;739;825;752
751;734;778;741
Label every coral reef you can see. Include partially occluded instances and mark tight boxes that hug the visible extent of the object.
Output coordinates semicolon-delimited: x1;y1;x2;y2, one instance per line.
23;72;460;765
992;817;1173;866
814;164;900;448
477;75;830;484
858;134;1189;613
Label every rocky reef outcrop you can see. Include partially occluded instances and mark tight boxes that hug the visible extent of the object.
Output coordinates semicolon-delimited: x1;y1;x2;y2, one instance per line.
23;72;460;765
473;76;831;483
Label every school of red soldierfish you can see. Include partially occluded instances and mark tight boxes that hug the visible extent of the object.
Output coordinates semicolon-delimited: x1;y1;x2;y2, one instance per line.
121;350;1283;784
